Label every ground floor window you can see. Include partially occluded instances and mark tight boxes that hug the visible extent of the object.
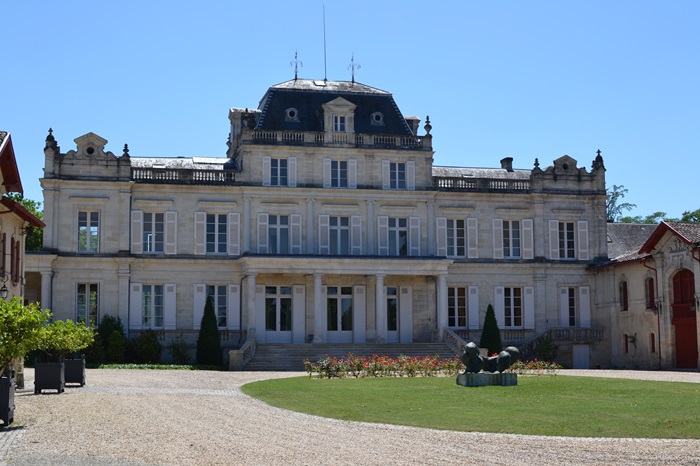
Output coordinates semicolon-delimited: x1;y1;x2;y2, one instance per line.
327;287;353;331
566;287;577;326
448;287;467;328
207;285;227;328
504;287;522;328
76;283;98;327
265;286;292;332
386;286;398;332
142;284;164;328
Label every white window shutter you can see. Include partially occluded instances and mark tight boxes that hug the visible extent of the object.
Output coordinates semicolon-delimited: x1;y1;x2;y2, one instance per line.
409;216;421;256
494;286;505;329
493;219;504;259
348;159;357;189
290;213;302;254
381;160;390;189
322;158;332;188
522;219;534;259
228;212;240;256
468;286;479;330
579;286;591;328
436;217;447;257
467;217;478;258
257;213;268;254
193;284;206;330
523;286;535;329
549;220;560;260
130;211;143;254
406;160;415;190
165;211;177;255
578;220;589;260
262;156;271;187
227;284;240;331
559;288;569;326
318;214;330;254
164;283;177;330
351;215;362;255
194;211;206;255
129;283;143;330
288;156;297;187
378;215;389;255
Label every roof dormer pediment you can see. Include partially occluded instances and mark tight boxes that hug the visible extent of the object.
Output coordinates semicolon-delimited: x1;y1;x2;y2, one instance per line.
321;96;357;112
65;132;116;159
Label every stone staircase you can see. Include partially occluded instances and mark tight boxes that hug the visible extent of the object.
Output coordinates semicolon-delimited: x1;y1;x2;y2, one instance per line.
244;342;457;371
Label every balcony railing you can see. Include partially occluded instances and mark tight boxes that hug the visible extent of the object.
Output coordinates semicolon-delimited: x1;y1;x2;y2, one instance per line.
132;168;237;185
243;129;430;150
434;176;531;193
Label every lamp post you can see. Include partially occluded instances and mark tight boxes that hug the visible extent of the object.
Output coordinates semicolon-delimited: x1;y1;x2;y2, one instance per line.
0;273;9;300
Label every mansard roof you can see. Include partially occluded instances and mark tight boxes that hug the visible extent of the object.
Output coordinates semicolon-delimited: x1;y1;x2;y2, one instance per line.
255;78;413;135
130;157;232;170
432;165;531;180
639;221;700;254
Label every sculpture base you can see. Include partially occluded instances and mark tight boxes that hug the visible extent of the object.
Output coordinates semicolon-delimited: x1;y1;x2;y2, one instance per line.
456;372;517;387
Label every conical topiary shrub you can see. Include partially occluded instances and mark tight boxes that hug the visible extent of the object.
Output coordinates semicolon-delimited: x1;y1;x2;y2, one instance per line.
196;296;222;366
479;304;502;356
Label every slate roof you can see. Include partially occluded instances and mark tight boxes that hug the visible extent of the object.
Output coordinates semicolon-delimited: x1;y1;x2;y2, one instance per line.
432;165;531;180
605;223;656;262
255;78;413;135
130;157;232;170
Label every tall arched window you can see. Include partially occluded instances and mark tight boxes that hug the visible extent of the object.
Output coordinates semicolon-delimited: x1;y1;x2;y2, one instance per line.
620;281;629;311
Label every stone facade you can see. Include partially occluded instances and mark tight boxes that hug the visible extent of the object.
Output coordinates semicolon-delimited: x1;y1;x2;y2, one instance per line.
25;79;615;368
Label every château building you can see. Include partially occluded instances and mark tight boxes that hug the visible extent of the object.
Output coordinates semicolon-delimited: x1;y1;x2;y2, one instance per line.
25;77;696;370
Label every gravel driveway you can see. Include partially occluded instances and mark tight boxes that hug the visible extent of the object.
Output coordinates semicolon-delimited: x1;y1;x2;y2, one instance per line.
1;369;699;465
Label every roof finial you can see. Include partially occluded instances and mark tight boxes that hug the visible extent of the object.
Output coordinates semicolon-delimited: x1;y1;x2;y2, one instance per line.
45;127;58;151
349;53;361;84
123;144;130;157
534;158;540;168
424;115;432;135
290;50;303;82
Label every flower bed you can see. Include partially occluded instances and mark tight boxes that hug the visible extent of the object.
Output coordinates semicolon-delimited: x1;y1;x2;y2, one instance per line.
304;353;463;379
506;359;562;375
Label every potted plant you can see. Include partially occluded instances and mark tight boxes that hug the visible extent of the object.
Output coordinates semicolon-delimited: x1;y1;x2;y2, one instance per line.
0;298;50;425
34;319;95;394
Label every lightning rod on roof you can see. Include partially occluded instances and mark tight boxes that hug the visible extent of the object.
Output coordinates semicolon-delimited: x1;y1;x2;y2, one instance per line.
290;51;302;81
349;53;361;84
323;5;327;82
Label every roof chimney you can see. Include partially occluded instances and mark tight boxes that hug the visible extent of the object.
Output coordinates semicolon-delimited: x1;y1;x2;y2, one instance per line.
500;157;514;172
405;116;420;135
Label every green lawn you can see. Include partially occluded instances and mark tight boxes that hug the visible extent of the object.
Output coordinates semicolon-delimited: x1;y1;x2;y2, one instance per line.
241;375;700;438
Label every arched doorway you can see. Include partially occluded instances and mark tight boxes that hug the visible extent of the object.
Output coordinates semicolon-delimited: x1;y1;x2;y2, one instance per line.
672;269;698;369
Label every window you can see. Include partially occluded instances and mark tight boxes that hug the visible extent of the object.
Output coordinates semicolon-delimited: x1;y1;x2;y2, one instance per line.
78;211;99;253
386;287;398;332
645;277;656;310
620;281;629;311
448;287;467;328
333;115;346;132
142;285;164;328
1;233;5;276
143;213;164;253
206;214;227;254
388;218;408;256
389;162;406;190
623;334;629;353
650;333;656;353
268;215;290;254
327;287;353;331
559;222;575;259
331;160;348;188
207;285;227;328
330;216;350;255
265;286;292;331
503;220;521;258
270;158;288;186
566;287;577;325
504;287;523;328
446;219;466;258
76;283;98;326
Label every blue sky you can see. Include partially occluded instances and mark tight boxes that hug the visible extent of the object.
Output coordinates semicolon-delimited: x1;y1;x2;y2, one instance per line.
2;1;698;219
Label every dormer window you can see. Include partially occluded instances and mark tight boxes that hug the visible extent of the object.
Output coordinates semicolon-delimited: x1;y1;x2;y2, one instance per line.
370;112;384;126
285;108;300;122
333;115;346;133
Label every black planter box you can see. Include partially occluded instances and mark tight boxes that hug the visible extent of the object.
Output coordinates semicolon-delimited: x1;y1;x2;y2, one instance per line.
64;356;86;387
34;360;65;394
0;371;15;426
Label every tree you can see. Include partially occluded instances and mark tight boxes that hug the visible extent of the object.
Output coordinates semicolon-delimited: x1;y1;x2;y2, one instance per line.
479;304;502;356
680;208;700;223
196;296;222;366
0;298;51;376
606;185;636;223
5;193;43;251
619;211;668;224
36;319;95;362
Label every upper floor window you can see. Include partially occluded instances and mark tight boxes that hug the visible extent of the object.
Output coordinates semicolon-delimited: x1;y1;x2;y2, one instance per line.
330;216;350;255
503;220;521;258
143;213;164;253
76;283;98;327
504;287;523;328
142;284;164;328
388;218;408;256
78;211;99;253
389;162;406;190
620;281;629;311
257;213;302;254
269;215;290;254
549;219;588;261
558;222;575;259
323;158;356;189
207;285;227;328
446;219;466;258
382;160;415;190
333;115;346;132
271;158;288;186
206;214;227;254
331;161;348;188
